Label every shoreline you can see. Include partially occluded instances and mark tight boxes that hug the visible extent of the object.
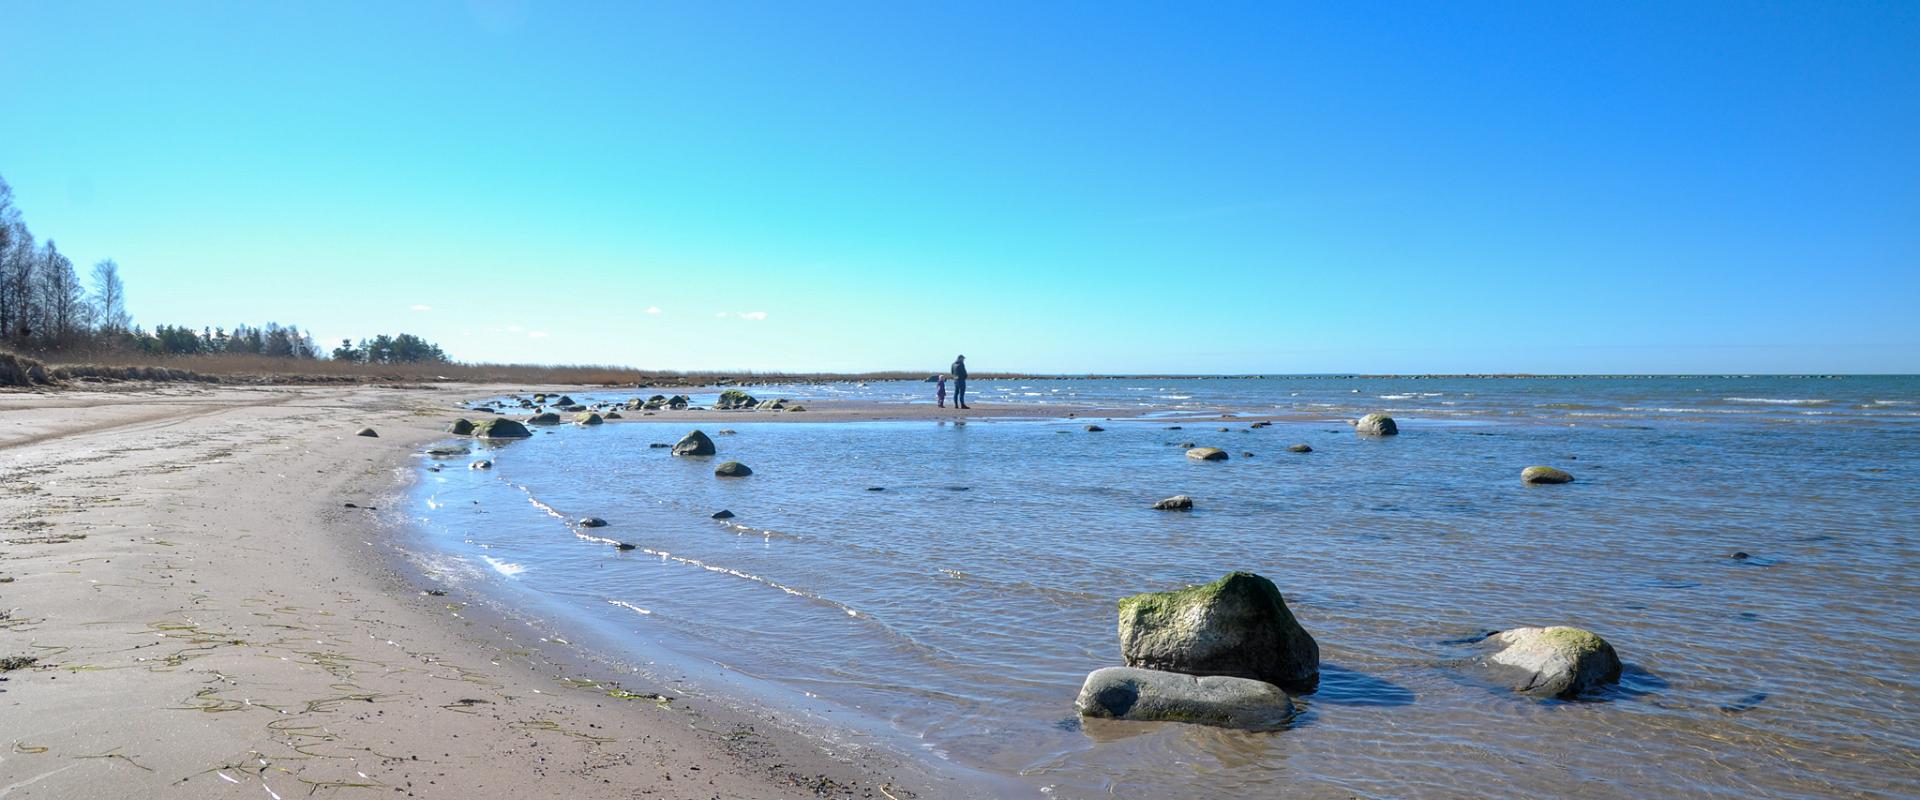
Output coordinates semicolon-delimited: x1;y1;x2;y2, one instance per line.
0;382;1021;798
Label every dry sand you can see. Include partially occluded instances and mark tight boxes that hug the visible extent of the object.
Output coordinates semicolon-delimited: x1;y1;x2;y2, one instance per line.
0;383;1024;799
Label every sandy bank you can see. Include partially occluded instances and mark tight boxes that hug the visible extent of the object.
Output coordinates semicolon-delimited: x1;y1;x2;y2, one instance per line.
0;383;1011;799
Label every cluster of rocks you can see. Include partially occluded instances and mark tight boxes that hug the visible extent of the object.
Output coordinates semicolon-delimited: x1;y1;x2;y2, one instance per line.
1076;572;1317;730
1075;571;1625;731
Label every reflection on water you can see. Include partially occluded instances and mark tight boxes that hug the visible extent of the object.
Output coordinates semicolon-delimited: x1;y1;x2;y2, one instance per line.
410;376;1920;798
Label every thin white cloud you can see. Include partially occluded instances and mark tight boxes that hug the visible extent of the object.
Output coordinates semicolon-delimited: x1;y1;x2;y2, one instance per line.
716;311;769;321
410;304;433;312
645;306;662;315
506;324;524;332
715;312;729;318
527;331;550;339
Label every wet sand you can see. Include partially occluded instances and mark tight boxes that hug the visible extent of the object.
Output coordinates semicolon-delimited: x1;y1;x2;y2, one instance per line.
0;383;1019;799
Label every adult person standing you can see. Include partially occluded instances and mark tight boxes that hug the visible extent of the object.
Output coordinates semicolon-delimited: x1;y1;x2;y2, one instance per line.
950;354;969;409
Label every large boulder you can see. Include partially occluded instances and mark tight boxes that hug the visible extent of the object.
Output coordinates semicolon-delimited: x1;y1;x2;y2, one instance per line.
1118;572;1319;691
1355;413;1398;436
1521;466;1574;485
672;430;716;456
1185;447;1229;462
447;418;476;436
716;389;758;410
642;394;669;410
1152;495;1194;511
714;461;753;477
667;395;690;410
1483;626;1622;699
574;412;604;426
471;418;533;439
1074;666;1293;730
526;412;562;425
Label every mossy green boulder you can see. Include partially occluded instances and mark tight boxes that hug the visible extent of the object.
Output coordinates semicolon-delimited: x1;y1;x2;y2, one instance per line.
1521;466;1574;484
1186;447;1229;461
1118;572;1319;691
1485;626;1622;699
447;418;475;436
716;389;758;409
1355;413;1398;436
471;418;533;439
526;412;562;425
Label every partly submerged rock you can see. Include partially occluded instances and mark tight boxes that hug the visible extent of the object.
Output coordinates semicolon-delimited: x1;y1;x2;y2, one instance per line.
1355;413;1398;436
1119;571;1319;691
711;510;736;520
1288;443;1312;453
1075;666;1293;730
716;389;758;410
1522;466;1575;485
469;460;493;470
526;412;562;425
1186;447;1229;462
673;430;716;456
605;411;623;419
714;461;753;477
356;427;379;438
447;418;476;436
574;412;604;426
1152;495;1194;511
1483;626;1622;699
471;418;533;439
1086;424;1106;432
579;517;608;528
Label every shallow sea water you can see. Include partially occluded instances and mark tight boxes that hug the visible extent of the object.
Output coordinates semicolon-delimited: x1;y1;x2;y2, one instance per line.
408;376;1920;798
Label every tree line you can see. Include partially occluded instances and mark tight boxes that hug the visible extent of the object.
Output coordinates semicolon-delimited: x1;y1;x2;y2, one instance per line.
1;173;447;363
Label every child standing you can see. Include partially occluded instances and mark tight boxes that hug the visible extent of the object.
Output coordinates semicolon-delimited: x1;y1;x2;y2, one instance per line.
936;375;948;408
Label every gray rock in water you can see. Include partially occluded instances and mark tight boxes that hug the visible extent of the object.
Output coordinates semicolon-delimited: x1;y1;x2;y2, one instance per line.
673;430;716;456
1119;572;1319;691
574;412;604;426
1522;466;1574;484
1074;666;1293;730
447;419;475;436
711;510;735;520
714;461;753;477
472;418;532;439
526;412;562;425
1152;495;1194;511
469;460;493;470
579;517;608;528
1085;425;1105;432
1483;626;1622;699
1355;413;1398;436
356;427;379;438
1185;447;1229;462
1288;443;1312;453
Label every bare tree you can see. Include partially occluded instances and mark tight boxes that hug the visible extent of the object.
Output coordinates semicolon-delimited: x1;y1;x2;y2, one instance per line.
36;240;86;346
91;258;130;331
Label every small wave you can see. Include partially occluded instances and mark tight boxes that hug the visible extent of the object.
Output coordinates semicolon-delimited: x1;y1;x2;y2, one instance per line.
607;599;653;616
1156;395;1194;400
1378;394;1415;400
482;556;526;577
1723;397;1831;405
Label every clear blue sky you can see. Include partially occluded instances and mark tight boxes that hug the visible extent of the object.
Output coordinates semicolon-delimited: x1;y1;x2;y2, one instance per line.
3;2;1915;373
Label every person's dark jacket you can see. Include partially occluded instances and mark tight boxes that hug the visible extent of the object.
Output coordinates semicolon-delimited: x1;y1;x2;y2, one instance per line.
951;360;967;381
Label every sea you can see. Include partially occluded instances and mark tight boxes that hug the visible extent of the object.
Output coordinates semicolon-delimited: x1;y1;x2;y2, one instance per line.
403;376;1920;799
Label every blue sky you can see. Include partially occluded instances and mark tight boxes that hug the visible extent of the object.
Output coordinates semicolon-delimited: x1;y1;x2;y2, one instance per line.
3;2;1915;373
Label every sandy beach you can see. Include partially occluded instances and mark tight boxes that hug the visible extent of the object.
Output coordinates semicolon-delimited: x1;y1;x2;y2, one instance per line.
0;382;1016;799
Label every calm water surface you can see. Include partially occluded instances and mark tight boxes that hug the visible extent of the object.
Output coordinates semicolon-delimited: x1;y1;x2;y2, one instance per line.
407;377;1920;798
